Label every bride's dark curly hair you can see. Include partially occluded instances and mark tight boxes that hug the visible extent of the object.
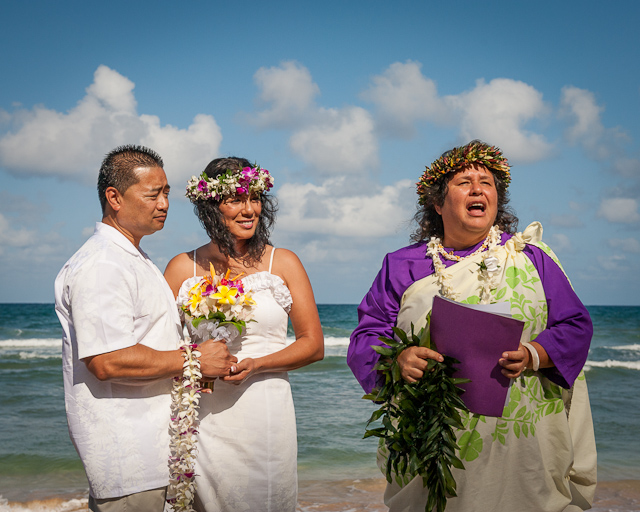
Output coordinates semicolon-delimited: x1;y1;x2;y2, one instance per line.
191;157;278;264
412;140;518;242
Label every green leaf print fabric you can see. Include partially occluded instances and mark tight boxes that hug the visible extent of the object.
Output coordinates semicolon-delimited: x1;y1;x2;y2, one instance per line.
380;223;597;512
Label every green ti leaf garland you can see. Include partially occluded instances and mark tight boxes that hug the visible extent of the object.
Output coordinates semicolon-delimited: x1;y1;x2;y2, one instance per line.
363;314;470;512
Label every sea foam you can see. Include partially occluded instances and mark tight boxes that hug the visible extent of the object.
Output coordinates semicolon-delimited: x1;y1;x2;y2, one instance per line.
609;343;640;352
585;359;640;371
0;339;60;349
0;496;87;512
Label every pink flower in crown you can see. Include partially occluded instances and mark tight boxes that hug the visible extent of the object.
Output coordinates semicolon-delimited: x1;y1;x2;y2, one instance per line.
242;166;258;179
197;180;208;193
236;186;247;195
239;168;255;187
263;171;274;190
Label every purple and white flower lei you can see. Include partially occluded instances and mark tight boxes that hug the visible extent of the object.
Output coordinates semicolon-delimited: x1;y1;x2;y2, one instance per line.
167;341;202;511
186;166;274;202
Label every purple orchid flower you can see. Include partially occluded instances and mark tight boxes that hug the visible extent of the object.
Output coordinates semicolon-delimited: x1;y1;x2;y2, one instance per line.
202;283;214;296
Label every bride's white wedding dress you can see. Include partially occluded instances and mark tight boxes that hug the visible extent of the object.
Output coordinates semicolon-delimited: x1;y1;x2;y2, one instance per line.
176;249;297;512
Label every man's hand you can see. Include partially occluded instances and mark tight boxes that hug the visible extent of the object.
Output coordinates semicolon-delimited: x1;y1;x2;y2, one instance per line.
198;339;237;378
396;346;444;383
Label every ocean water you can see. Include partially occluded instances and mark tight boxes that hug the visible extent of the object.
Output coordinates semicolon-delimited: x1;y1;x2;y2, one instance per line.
0;304;639;510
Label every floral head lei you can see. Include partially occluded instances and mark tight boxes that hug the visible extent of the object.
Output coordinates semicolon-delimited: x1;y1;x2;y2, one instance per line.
186;165;274;202
417;141;511;204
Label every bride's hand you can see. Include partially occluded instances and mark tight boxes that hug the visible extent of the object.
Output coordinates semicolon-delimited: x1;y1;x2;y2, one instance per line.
222;358;256;384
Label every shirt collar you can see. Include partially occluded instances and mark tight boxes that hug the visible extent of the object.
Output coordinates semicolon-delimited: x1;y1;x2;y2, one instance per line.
94;222;147;259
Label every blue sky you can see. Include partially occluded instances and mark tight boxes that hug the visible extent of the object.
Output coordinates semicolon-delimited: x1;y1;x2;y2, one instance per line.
1;0;639;305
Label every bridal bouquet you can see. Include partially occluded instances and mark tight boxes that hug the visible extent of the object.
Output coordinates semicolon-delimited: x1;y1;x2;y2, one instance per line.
180;265;257;343
167;266;256;511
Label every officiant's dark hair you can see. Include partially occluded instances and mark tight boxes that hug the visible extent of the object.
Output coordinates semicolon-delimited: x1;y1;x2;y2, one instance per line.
97;145;164;214
192;157;278;264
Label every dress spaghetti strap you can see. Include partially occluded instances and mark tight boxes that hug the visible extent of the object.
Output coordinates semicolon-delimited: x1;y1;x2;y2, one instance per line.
193;249;197;277
268;247;276;274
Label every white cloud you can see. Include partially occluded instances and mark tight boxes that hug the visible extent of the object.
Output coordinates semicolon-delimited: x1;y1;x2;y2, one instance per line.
251;61;320;128
0;213;36;253
0;190;51;223
289;107;378;174
248;61;379;174
548;214;584;228
291;239;330;264
251;62;560;174
596;254;627;272
598;198;640;223
362;64;552;161
276;178;414;238
608;238;640;253
0;65;222;186
87;65;138;113
446;78;553;163
0;210;70;268
549;233;573;252
569;201;588;212
560;86;604;147
560;86;631;164
290;237;388;265
611;157;640;178
361;60;449;137
140;113;222;182
0;109;11;125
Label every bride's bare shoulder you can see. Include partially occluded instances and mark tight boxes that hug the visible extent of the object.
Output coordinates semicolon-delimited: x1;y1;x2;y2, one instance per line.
165;251;194;272
270;247;307;282
164;251;197;297
271;247;299;265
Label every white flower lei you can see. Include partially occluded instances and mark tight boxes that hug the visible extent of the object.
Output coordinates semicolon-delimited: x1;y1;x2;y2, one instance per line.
167;340;202;512
167;268;256;510
426;225;502;303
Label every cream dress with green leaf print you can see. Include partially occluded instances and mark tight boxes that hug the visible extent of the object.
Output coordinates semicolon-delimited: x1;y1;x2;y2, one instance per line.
381;223;597;512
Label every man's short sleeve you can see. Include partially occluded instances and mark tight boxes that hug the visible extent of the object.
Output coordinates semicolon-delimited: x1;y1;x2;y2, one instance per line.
69;260;139;359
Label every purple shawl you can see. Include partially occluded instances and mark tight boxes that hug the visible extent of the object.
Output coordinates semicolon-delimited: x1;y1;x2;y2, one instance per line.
347;233;593;394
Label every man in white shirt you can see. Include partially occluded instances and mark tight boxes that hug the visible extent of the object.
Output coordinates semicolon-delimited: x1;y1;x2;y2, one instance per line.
55;145;237;511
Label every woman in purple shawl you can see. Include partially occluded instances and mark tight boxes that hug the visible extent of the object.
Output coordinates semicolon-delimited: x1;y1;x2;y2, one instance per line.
348;140;596;512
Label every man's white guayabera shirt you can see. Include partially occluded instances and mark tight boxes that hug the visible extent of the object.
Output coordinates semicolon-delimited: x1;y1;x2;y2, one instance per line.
55;222;181;499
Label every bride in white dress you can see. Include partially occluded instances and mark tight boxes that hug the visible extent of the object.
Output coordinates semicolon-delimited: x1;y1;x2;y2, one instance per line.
164;157;324;512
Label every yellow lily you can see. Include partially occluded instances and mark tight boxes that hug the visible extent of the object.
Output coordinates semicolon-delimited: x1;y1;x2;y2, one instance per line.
241;292;257;307
187;284;203;313
212;285;238;305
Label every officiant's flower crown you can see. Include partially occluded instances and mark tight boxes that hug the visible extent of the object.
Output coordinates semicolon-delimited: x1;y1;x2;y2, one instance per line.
417;141;511;204
186;165;274;202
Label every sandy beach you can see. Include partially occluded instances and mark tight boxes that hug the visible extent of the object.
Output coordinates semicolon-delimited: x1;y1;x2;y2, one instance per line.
1;478;640;512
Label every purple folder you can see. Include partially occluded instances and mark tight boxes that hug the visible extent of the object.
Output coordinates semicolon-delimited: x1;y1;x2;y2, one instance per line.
430;295;524;417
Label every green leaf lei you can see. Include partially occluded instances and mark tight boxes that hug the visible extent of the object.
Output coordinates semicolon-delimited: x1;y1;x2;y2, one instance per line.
363;315;470;512
416;140;511;204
